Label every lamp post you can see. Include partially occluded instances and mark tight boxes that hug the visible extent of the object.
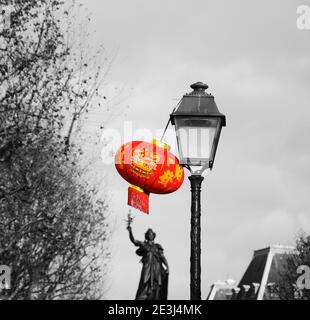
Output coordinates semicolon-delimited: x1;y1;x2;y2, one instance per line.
170;82;226;300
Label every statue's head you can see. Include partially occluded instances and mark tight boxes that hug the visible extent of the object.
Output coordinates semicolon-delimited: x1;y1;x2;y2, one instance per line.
145;228;156;241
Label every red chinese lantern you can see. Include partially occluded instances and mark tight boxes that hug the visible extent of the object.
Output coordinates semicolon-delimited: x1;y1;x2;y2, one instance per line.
115;139;184;214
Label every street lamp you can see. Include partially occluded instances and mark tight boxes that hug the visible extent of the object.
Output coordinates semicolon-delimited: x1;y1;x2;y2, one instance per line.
170;82;226;300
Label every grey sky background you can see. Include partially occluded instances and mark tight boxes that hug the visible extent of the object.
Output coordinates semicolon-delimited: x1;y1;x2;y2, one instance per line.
79;0;310;299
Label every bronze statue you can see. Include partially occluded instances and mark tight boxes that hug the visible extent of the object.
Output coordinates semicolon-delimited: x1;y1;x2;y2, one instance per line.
126;213;169;300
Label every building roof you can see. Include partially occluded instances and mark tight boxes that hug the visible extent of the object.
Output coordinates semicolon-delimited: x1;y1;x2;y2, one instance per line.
207;245;297;300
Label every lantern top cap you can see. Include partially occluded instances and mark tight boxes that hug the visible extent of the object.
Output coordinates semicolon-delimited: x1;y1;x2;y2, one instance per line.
152;139;171;151
190;81;209;92
170;81;226;127
186;82;212;97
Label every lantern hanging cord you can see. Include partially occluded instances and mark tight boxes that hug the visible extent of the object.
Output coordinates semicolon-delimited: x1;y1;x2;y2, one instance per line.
160;99;181;142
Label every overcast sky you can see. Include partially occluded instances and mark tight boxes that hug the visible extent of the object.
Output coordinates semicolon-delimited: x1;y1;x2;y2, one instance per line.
79;0;310;299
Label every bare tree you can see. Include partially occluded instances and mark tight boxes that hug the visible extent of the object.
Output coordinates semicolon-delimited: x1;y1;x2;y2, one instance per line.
0;0;111;299
274;234;310;300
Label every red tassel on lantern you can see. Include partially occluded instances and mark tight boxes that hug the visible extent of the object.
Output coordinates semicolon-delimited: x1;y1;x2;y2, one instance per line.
128;185;149;214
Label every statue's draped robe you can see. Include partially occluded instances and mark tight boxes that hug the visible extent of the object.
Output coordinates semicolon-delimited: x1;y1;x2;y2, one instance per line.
135;242;168;300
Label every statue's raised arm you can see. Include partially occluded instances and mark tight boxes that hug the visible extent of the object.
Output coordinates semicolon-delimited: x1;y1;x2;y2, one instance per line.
126;211;143;247
127;225;143;247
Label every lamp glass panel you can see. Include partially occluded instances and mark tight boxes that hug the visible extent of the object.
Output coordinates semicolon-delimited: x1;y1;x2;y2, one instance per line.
174;118;219;165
